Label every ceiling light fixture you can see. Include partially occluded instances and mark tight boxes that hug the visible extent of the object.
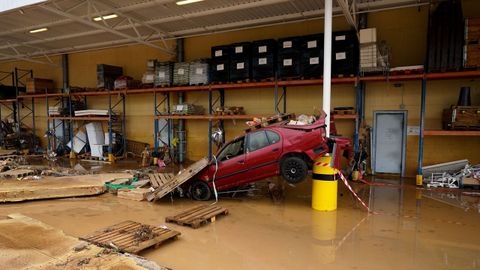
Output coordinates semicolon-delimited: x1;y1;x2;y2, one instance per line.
29;27;48;33
176;0;204;6
93;13;118;21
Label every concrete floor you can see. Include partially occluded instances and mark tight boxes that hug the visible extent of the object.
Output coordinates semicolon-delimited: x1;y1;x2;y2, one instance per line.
0;165;479;269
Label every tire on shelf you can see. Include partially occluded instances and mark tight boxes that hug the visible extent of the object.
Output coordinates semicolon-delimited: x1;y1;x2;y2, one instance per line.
189;180;212;201
281;156;308;184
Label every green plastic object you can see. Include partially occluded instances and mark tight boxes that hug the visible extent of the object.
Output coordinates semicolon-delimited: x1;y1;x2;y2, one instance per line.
104;183;136;189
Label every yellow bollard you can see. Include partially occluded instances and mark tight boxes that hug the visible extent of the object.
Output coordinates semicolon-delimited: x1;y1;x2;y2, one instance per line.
108;153;115;162
312;156;338;211
416;175;423;186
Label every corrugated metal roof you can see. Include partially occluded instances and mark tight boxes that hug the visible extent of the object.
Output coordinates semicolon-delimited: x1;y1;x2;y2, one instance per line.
0;0;428;62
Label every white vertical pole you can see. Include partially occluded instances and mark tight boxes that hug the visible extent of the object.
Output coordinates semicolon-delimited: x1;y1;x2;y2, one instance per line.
323;0;332;137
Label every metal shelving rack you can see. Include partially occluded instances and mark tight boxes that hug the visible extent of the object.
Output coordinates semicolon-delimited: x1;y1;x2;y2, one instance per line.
152;78;359;160
17;90;127;159
0;71;16;148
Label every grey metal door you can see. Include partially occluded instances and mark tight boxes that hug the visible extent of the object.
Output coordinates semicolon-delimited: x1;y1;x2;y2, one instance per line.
373;111;407;176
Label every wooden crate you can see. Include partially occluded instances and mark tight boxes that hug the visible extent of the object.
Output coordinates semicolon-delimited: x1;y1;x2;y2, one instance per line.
443;106;480;130
26;78;54;94
166;204;228;229
80;220;180;254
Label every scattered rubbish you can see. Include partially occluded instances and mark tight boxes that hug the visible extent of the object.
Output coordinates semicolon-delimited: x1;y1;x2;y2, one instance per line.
287;114;316;125
80;220;180;254
165;204;229;229
426;163;480;189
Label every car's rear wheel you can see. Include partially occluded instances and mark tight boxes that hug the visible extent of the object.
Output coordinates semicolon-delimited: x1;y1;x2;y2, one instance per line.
281;156;308;184
189;180;212;201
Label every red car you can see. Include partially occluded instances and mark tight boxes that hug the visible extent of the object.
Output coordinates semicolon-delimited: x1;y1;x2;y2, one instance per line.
188;115;352;200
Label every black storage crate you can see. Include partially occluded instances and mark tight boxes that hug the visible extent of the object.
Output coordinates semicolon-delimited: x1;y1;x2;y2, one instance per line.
211;58;230;83
230;42;251;58
211;45;231;59
252;39;277;80
229;57;251;82
97;64;123;90
277;53;301;79
252;39;277;56
301;50;323;78
332;31;359;76
278;36;302;54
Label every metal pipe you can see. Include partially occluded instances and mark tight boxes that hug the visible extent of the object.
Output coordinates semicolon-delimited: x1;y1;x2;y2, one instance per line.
323;0;332;137
417;79;426;177
177;38;186;163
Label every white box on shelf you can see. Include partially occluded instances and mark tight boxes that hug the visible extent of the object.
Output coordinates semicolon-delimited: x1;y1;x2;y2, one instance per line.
360;44;378;68
90;144;104;158
359;28;377;44
86;122;105;145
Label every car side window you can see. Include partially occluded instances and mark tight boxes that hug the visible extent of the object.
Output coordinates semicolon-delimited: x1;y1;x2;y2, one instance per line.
217;137;244;161
247;131;270;152
266;131;280;144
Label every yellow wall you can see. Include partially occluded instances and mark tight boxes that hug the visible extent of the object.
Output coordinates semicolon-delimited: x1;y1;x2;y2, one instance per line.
1;5;479;177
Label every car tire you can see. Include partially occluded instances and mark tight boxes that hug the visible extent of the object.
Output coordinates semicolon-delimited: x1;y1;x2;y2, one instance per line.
281;156;308;184
189;181;212;201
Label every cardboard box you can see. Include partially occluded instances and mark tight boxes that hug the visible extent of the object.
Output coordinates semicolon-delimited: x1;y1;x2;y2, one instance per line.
360;28;377;44
360;44;378;68
26;78;54;94
86;122;105;145
91;144;104;158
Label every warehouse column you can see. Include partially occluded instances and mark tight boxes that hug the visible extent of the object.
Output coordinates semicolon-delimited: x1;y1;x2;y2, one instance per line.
323;0;332;137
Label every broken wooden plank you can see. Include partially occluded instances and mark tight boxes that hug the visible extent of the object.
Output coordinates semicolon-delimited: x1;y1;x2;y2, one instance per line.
0;173;133;203
81;220;180;254
166;204;228;229
147;158;209;202
117;188;150;201
0;213;167;270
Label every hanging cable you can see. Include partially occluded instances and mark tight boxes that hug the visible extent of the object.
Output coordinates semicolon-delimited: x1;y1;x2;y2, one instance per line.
211;154;219;205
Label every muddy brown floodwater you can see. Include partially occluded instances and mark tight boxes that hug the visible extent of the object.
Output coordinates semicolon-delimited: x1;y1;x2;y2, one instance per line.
0;161;479;270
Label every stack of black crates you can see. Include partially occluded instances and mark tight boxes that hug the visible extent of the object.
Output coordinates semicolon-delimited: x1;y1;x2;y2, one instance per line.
277;36;302;79
229;42;252;82
211;45;230;83
332;31;359;76
252;39;277;81
301;34;323;78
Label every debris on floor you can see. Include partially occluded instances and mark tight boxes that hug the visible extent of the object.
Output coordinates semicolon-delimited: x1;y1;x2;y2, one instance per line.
165;204;229;229
80;220;180;254
0;213;168;270
117;188;151;201
147;157;209;202
425;161;480;189
0;173;133;202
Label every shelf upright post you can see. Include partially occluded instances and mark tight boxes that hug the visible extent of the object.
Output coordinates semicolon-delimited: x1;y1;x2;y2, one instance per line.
122;93;126;157
167;92;171;148
68;94;73;153
219;88;225;146
208;89;213;160
154;90;159;152
108;90;113;159
354;82;361;153
46;94;51;152
31;94;36;153
417;77;427;186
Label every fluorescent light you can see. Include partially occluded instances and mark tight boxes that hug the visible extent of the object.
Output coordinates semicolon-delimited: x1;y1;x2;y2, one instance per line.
176;0;204;6
29;27;48;33
0;0;47;13
93;14;118;21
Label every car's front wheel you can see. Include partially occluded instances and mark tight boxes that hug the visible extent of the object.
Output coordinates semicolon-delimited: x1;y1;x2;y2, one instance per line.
189;180;212;201
281;156;308;184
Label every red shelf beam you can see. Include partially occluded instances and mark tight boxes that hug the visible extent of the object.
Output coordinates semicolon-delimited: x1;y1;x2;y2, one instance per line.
423;130;480;136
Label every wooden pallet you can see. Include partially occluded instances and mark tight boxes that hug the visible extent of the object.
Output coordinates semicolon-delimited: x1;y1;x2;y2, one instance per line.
166;204;228;229
333;109;356;115
117;188;150;201
147;158;209;202
80;220;180;254
246;113;294;131
0;169;35;179
148;173;175;188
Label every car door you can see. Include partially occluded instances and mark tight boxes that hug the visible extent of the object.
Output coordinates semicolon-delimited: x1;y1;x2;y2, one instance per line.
213;136;248;189
243;130;282;183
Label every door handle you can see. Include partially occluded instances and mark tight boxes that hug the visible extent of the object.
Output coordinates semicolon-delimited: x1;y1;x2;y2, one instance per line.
272;148;279;152
237;160;245;163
